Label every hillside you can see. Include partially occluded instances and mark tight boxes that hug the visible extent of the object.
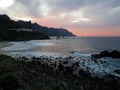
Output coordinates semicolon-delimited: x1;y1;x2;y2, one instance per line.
0;14;49;41
17;20;75;36
0;30;49;41
0;14;75;38
32;23;75;36
0;14;18;29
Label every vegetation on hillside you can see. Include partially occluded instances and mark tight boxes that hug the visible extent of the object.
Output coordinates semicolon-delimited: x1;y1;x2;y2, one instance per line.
0;14;49;41
0;14;75;38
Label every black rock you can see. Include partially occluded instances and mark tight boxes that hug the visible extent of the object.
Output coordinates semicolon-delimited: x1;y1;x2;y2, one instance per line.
92;50;120;59
99;51;109;57
110;50;120;58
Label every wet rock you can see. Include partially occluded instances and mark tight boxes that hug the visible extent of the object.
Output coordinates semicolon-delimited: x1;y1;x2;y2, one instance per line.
58;63;64;72
1;54;120;90
114;70;120;74
92;50;120;59
104;74;120;86
99;51;110;57
79;69;90;76
110;50;120;58
0;74;22;90
63;60;69;64
64;66;73;74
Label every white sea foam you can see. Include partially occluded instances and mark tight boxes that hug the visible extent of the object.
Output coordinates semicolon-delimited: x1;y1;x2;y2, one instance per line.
5;51;61;58
0;41;56;51
0;39;120;79
5;50;120;79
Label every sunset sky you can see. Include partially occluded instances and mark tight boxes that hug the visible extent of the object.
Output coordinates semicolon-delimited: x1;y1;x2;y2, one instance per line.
0;0;120;36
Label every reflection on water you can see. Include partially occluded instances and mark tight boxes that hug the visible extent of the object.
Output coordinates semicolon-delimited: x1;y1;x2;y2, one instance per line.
28;39;94;54
0;37;120;55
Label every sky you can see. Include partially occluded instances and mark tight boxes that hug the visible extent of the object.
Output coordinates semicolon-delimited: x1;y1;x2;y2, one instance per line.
0;0;120;36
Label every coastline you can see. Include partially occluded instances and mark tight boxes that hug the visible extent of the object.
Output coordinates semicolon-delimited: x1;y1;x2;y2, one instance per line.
0;39;120;90
0;54;120;90
0;42;13;49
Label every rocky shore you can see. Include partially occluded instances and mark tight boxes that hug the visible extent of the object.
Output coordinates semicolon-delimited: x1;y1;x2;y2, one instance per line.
0;51;120;90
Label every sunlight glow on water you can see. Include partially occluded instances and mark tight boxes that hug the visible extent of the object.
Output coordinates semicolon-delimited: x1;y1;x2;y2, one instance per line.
0;37;120;55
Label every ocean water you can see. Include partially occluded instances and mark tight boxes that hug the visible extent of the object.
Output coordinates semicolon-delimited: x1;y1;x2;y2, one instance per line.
0;37;120;56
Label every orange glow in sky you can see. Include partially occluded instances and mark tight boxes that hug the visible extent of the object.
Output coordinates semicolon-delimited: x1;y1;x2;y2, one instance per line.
0;0;120;37
68;27;120;37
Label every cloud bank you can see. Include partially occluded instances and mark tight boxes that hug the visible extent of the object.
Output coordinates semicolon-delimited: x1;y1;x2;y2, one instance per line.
0;0;120;36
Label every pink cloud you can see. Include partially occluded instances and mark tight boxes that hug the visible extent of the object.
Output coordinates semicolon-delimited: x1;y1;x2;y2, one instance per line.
68;27;120;37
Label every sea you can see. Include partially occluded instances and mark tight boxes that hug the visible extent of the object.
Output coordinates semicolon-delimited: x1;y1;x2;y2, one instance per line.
0;37;120;57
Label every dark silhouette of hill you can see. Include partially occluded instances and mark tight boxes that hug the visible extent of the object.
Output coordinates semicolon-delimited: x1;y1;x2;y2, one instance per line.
32;23;75;36
0;14;75;41
0;14;75;37
0;29;49;41
0;14;18;29
17;20;75;36
0;14;49;41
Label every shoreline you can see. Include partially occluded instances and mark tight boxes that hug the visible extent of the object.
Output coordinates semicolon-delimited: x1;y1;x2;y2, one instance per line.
0;42;13;49
1;51;120;78
0;54;120;90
